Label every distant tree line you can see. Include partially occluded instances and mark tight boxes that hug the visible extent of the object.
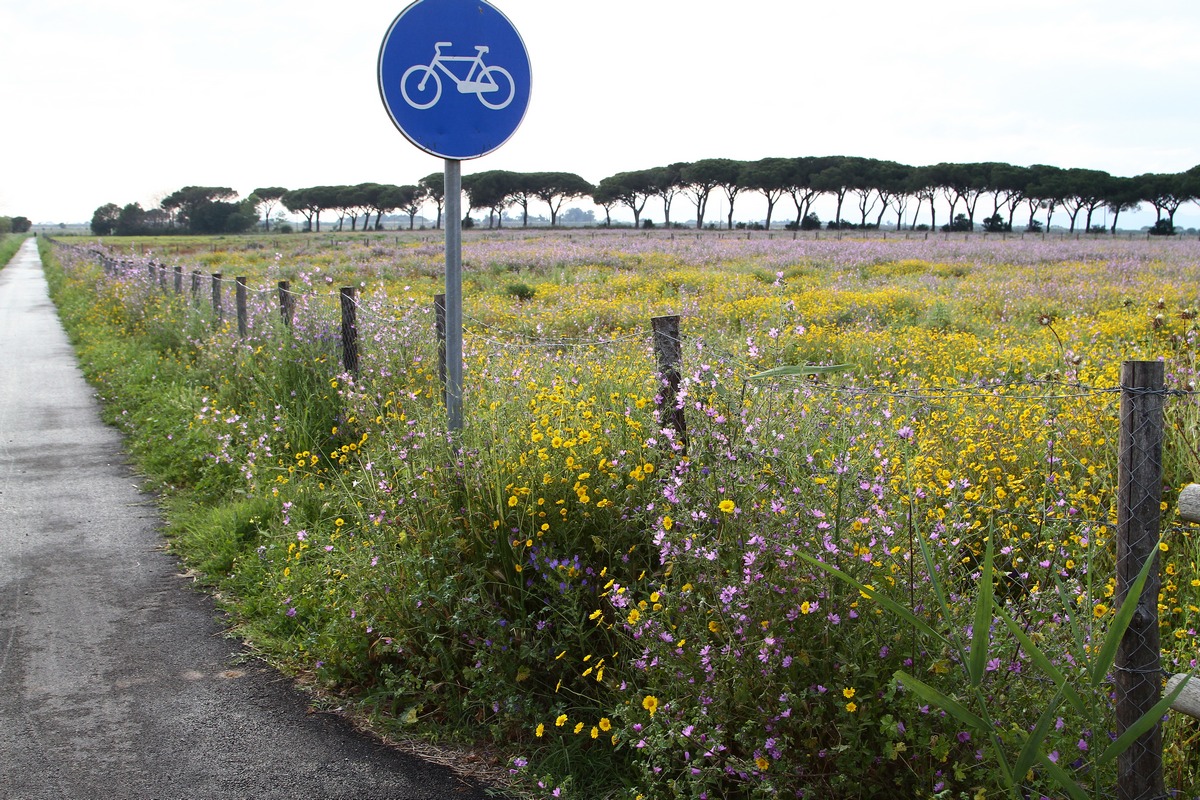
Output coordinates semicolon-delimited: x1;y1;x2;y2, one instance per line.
587;158;1200;235
89;157;1200;236
90;187;260;236
1;215;32;234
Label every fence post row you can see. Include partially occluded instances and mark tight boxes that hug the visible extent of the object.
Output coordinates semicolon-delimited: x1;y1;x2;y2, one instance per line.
650;314;687;454
340;287;358;375
1116;360;1166;800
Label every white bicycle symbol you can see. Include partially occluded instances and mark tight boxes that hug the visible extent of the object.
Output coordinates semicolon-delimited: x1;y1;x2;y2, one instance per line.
400;42;516;110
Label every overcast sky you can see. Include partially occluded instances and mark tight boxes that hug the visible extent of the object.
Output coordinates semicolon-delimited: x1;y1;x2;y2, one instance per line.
3;0;1200;228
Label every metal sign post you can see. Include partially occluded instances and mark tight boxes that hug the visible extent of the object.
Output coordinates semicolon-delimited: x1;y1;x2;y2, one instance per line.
378;0;531;432
444;159;463;431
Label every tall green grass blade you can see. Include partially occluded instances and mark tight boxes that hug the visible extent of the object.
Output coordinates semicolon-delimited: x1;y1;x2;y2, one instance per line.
967;533;995;688
1090;542;1159;686
1013;691;1064;785
796;553;945;643
893;670;988;731
1035;752;1091;800
996;605;1087;717
746;363;850;380
914;521;967;667
1097;675;1191;766
1051;572;1088;675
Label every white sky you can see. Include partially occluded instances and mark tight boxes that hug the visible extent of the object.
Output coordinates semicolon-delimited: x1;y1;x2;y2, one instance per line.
3;0;1200;228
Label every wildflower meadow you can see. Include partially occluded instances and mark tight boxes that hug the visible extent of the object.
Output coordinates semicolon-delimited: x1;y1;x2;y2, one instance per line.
40;231;1200;799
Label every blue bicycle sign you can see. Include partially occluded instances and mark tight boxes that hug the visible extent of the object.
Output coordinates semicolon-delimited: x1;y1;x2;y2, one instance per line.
378;0;531;160
401;42;516;110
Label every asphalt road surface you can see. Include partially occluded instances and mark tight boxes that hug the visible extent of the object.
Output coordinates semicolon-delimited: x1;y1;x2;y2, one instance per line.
0;239;499;800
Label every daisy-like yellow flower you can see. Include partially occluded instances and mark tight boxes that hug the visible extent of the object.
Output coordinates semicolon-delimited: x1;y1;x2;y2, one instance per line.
1093;603;1109;618
755;756;770;771
535;723;545;738
642;695;659;717
718;499;735;514
843;687;856;699
599;717;612;732
846;701;858;713
574;722;584;735
555;714;568;727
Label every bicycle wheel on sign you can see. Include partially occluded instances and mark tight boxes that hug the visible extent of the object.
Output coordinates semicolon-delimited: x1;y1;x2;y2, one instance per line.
400;64;441;110
477;66;515;110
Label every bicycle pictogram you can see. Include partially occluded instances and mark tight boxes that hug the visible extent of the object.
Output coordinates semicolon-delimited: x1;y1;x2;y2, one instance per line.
400;42;516;110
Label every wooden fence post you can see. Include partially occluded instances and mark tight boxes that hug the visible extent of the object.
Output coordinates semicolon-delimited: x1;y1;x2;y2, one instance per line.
235;277;248;338
340;287;359;375
211;273;223;322
191;270;201;303
1116;360;1165;800
278;281;294;328
651;315;687;454
173;265;182;295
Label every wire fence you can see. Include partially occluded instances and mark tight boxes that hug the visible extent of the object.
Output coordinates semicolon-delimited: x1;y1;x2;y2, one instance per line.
50;238;1199;798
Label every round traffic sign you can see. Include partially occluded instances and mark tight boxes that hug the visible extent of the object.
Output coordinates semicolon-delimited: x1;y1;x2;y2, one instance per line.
378;0;532;160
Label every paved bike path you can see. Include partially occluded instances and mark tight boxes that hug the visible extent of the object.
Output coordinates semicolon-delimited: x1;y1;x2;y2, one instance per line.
0;239;496;800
